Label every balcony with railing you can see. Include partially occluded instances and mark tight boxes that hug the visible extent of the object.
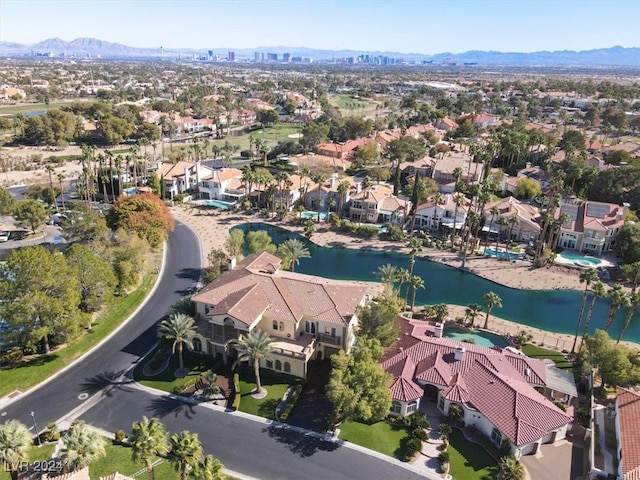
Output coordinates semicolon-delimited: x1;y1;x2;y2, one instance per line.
270;334;317;361
317;333;342;347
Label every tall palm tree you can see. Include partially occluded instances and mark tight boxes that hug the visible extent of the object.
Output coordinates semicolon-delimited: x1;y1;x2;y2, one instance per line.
45;164;58;213
461;210;481;269
337;180;351;218
170;431;204;480
621;261;640;295
604;284;630;332
0;420;32;480
465;303;483;328
158;313;196;371
375;263;400;300
62;421;106;472
497;455;525;480
450;192;466;246
407;237;423;279
235;330;274;394
130;417;171;480
410;275;425;311
483;292;502;329
57;173;66;210
571;268;598;353
579;280;606;352
617;291;640;344
485;205;500;248
276;238;311;272
495;216;508;253
506;216;520;245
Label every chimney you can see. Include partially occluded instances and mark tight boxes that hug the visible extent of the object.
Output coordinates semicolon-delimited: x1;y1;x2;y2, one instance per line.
330;173;337;189
434;323;444;338
454;346;466;361
501;173;509;195
228;256;236;271
622;202;630;219
525;162;532;169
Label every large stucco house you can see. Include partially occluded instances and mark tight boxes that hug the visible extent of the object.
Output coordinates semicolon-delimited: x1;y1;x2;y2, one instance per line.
190;252;371;379
382;317;575;458
615;386;640;480
558;199;628;255
348;184;410;225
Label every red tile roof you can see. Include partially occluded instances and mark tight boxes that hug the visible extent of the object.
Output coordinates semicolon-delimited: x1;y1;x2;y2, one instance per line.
618;387;640;479
192;252;369;327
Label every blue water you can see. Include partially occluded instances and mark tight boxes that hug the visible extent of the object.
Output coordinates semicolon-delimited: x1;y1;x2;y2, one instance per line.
301;211;327;220
233;223;640;344
443;327;509;348
484;248;523;260
204;200;234;209
557;252;601;266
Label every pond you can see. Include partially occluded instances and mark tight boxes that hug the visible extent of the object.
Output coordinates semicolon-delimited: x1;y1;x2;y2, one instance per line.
233;223;640;344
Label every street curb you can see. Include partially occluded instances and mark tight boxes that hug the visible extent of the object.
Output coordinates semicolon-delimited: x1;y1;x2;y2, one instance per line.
0;241;168;410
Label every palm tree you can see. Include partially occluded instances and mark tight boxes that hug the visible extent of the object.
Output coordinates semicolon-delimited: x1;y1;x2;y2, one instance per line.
497;455;525;480
62;421;106;472
617;290;640;344
621;261;640;294
465;303;482;328
337;180;351;218
506;216;520;245
57;173;66;210
485;205;500;248
483;292;502;329
170;431;204;480
407;237;423;279
235;330;274;394
579;281;605;352
495;216;508;253
194;454;225;480
45;164;58;213
158;313;196;372
450;192;466;246
130;417;171;480
375;263;400;300
461;210;481;269
410;275;425;311
0;420;32;480
572;268;598;353
276;238;311;272
604;284;630;332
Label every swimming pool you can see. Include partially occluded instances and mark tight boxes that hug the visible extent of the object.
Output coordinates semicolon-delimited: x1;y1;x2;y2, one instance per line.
301;211;327;221
202;200;236;209
555;251;612;269
443;327;509;348
483;248;523;260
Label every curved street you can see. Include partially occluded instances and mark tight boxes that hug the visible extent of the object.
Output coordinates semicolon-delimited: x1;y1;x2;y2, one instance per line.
0;220;428;479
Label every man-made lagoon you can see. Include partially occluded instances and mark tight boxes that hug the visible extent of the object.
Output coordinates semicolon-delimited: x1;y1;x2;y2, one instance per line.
233;223;640;344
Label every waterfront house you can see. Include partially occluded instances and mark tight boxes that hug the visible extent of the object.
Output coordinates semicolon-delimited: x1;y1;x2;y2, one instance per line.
558;199;628;255
156;161;214;198
190;252;371;379
482;197;541;243
382;317;574;458
348;184;410;225
413;194;470;232
198;167;245;201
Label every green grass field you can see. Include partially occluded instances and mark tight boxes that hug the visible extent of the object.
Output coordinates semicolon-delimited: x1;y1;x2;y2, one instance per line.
328;94;379;117
521;343;573;370
0;100;86;116
448;429;496;480
133;347;212;393
0;269;158;398
237;369;300;420
339;420;409;459
88;440;175;479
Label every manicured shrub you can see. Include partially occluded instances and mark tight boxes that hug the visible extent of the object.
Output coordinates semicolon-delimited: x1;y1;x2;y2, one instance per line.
438;451;450;463
279;384;303;423
0;347;23;367
114;429;126;444
413;428;429;441
41;423;60;442
172;379;196;395
230;372;241;411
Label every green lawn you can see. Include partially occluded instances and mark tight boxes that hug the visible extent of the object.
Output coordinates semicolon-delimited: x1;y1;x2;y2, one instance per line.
339;420;410;459
0;270;158;397
0;442;57;480
448;429;496;480
0;100;87;115
522;343;573;370
133;347;213;393
237;369;301;420
88;440;174;479
328;94;379;117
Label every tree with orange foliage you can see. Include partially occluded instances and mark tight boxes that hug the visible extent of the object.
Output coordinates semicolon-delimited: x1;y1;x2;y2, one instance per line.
107;193;174;248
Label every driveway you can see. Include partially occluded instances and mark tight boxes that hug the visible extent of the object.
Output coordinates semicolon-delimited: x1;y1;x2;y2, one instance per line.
521;437;583;480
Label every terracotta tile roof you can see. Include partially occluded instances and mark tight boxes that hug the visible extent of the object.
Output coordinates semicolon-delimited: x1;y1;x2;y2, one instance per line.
156;161;195;180
390;357;424;401
192;252;368;327
211;167;242;183
618;387;640;478
465;362;571;446
441;373;471;403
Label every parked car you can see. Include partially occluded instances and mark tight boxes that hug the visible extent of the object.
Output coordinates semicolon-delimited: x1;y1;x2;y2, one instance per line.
0;231;10;242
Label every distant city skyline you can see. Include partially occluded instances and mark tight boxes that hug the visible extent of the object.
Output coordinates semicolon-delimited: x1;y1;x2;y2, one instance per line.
1;0;639;55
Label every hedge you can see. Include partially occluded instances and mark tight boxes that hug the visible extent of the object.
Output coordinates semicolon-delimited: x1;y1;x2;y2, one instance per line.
278;384;303;423
231;372;241;411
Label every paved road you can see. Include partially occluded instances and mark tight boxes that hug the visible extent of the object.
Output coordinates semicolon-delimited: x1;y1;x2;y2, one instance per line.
79;386;426;480
0;220;201;427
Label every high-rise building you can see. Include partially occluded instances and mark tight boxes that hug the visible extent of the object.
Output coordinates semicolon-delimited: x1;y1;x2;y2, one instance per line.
254;52;260;62
208;50;214;60
267;53;278;61
228;51;235;62
282;53;290;63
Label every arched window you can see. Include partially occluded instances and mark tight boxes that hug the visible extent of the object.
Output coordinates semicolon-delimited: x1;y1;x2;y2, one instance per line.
192;337;202;352
275;360;282;371
266;359;273;369
284;362;291;373
390;402;402;415
407;401;418;414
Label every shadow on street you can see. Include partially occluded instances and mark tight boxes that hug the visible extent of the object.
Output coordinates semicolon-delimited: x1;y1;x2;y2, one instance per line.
146;395;198;420
263;424;341;457
80;371;134;396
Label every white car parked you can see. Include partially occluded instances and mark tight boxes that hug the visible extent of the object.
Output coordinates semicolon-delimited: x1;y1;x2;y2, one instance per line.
0;231;10;242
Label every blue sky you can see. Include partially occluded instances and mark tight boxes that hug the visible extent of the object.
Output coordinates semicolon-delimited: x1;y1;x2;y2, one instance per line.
1;0;638;54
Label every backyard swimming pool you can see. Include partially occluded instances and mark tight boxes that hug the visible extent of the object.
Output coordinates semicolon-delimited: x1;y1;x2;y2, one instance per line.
202;200;236;209
555;251;613;269
300;211;327;221
443;327;509;348
483;248;524;260
232;223;640;344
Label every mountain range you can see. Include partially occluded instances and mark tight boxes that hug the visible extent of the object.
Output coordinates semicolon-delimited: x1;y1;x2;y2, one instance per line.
1;37;639;66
